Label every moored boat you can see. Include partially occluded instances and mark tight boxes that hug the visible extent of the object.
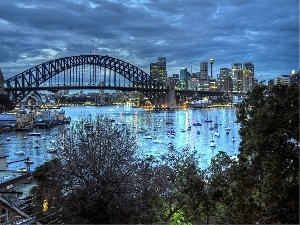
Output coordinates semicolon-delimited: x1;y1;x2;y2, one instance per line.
15;150;25;155
28;132;42;136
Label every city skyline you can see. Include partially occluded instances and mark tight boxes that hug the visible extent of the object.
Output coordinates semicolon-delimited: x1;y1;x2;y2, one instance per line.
0;0;298;82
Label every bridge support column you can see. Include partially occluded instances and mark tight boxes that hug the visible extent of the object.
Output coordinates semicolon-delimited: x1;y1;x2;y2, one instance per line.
0;69;6;95
165;79;176;108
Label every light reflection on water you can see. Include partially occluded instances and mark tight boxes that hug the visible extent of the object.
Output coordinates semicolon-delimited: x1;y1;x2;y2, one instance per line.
0;106;241;171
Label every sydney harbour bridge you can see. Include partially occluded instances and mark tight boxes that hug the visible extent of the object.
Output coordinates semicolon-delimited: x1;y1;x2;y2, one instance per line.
3;54;224;106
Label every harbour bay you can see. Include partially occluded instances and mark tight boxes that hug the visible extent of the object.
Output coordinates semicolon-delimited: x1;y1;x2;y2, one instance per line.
0;105;241;171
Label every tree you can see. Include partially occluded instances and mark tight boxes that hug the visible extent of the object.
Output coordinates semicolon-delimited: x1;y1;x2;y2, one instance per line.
33;114;202;224
234;83;299;223
0;94;15;112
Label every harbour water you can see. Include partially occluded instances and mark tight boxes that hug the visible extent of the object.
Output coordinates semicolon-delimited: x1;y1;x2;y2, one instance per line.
0;105;241;171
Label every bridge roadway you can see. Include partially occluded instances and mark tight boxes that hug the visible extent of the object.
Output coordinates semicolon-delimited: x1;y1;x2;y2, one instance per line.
4;84;225;98
2;54;226;105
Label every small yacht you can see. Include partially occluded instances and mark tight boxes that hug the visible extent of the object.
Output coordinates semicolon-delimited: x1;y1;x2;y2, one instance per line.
15;150;25;155
47;148;58;153
192;122;202;126
28;132;42;136
231;137;235;142
6;138;11;141
168;142;174;150
152;138;161;143
210;140;216;148
214;131;220;137
210;134;216;148
34;143;40;148
143;134;152;139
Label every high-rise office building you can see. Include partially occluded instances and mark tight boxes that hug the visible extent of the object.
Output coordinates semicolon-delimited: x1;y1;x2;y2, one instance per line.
180;68;188;90
231;63;243;93
218;68;231;92
244;62;254;76
200;62;208;80
150;57;167;84
242;62;254;92
242;70;254;93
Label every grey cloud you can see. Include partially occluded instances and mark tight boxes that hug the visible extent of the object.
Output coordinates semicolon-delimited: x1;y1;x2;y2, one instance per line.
0;0;298;81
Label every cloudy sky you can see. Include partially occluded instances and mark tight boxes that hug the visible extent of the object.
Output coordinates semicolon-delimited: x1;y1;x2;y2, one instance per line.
0;0;298;82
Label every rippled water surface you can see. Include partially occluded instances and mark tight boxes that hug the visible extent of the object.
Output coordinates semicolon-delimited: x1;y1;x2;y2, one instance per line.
0;106;241;171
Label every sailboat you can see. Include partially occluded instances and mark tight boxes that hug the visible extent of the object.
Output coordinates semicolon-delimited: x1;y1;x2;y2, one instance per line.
214;116;219;128
210;134;216;148
165;108;174;125
41;126;46;140
205;114;212;123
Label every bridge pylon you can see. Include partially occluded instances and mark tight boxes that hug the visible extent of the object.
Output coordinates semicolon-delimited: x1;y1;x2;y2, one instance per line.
165;79;176;108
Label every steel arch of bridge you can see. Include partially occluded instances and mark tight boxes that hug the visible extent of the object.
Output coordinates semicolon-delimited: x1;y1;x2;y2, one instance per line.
4;54;167;104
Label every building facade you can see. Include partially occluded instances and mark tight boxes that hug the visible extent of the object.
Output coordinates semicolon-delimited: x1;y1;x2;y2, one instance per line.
179;68;188;90
150;57;167;84
200;62;208;80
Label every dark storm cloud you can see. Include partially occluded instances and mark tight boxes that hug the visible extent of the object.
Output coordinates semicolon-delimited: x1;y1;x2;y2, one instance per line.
0;0;298;81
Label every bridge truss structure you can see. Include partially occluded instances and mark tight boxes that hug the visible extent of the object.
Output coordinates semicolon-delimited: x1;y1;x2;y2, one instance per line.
4;55;168;105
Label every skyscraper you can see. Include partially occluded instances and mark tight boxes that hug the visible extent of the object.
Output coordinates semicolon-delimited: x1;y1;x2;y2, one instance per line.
244;62;254;76
200;62;208;80
150;57;167;84
242;62;255;93
231;63;243;93
219;68;231;92
180;68;188;90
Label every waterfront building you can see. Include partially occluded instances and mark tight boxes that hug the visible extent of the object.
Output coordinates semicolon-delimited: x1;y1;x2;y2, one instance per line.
0;113;16;126
16;105;34;128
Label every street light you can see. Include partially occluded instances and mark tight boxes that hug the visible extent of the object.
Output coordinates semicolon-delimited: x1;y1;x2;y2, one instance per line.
209;57;214;79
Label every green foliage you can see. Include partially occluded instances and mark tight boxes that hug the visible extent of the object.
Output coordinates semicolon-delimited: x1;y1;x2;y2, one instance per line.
235;83;299;224
31;84;299;224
